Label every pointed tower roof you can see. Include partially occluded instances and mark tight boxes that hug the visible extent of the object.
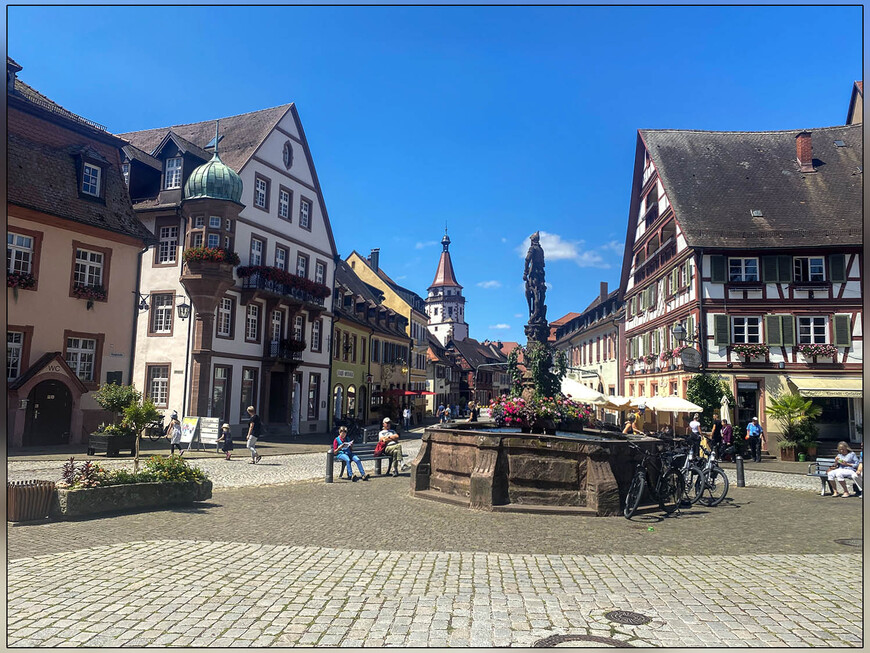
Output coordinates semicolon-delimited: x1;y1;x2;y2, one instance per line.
429;230;462;290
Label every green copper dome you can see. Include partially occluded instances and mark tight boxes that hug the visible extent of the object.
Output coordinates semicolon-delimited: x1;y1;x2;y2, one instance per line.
183;152;243;203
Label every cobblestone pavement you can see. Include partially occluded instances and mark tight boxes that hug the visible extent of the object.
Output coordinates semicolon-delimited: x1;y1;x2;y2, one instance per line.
7;476;864;647
6;441;422;489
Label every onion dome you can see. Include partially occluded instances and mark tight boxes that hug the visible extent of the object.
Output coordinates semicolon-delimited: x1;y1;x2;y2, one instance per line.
183;121;242;202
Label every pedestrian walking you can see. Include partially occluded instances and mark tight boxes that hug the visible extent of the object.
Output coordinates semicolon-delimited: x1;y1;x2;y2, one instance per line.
721;419;733;461
334;425;369;481
437;404;445;424
165;411;184;456
403;406;411;429
246;406;262;464
218;423;234;460
745;416;763;463
378;417;404;477
688;413;703;459
711;412;723;458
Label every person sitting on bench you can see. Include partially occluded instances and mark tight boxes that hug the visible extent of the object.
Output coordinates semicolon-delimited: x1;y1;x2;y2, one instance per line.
826;441;860;497
333;426;369;482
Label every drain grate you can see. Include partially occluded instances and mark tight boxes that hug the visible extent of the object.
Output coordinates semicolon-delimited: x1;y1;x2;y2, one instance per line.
605;610;651;626
834;538;863;548
534;634;634;647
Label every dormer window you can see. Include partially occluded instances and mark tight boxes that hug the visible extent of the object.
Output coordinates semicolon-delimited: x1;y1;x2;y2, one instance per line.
164;157;182;189
82;163;101;196
122;163;130;187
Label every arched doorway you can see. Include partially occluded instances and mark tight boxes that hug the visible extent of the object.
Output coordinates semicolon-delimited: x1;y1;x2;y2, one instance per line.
333;385;343;423
347;385;356;419
24;380;72;446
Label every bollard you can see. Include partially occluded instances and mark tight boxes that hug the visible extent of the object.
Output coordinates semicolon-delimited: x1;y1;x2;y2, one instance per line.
735;455;745;487
325;448;334;483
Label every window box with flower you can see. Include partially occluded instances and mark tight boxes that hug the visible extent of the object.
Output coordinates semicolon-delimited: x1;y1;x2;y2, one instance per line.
8;271;36;300
731;343;769;361
643;353;657;367
72;283;107;309
794;343;838;363
182;246;241;266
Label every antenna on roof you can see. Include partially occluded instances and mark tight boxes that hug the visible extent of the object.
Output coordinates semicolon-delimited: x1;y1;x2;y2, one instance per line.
214;120;220;156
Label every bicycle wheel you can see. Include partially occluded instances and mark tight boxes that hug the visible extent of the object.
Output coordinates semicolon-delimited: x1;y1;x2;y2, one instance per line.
623;472;645;519
683;465;706;505
657;468;684;514
698;467;729;507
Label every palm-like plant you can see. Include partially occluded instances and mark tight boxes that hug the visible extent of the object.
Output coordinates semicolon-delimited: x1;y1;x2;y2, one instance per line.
767;393;823;445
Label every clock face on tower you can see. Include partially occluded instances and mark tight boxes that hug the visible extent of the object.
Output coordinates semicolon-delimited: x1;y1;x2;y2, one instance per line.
282;141;293;170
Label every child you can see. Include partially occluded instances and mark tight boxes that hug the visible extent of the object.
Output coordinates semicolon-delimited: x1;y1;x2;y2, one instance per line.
218;423;233;461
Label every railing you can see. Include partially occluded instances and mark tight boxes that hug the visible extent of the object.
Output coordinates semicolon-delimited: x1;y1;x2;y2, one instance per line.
241;273;325;307
633;239;676;283
268;341;305;360
642;202;659;228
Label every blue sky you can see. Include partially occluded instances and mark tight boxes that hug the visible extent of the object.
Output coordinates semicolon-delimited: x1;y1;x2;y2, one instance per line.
9;6;862;344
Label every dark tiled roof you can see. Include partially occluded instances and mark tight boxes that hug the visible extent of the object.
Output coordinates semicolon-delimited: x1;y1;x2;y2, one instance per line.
334;260;408;339
155;130;212;163
449;337;507;370
641;125;863;248
121;144;162;172
119;105;292;173
13;79;107;133
7;131;155;242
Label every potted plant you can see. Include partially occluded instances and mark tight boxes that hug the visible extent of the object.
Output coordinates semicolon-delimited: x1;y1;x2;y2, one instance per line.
795;419;820;460
90;383;161;469
767;392;822;462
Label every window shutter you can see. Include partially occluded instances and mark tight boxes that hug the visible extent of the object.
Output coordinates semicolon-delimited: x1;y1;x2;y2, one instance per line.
710;256;725;283
713;314;729;347
761;256;778;283
639;290;646;312
650;282;657;307
833;315;852;346
777;256;792;283
781;315;795;347
765;315;782;346
828;254;846;283
670;268;678;294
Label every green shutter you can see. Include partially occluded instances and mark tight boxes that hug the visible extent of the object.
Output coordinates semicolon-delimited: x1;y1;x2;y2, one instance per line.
710;256;726;283
828;254;846;283
765;315;782;346
781;315;795;347
833;315;852;346
777;256;792;283
713;314;729;347
686;261;694;286
761;256;778;283
670;268;678;294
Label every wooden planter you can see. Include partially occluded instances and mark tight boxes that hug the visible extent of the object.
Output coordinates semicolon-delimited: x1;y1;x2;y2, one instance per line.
8;480;56;522
50;479;213;520
87;433;136;457
779;445;798;462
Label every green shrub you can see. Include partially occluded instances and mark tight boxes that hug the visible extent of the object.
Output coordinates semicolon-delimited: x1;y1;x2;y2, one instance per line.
142;455;208;483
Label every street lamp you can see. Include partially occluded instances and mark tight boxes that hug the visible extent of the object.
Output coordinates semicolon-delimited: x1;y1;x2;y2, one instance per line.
134;291;191;320
671;322;698;344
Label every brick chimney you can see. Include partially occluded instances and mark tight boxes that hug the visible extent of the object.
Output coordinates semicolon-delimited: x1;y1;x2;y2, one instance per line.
796;131;815;173
600;281;608;302
368;248;380;272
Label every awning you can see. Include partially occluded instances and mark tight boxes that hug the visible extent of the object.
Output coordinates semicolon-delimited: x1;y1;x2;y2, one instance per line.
787;375;862;398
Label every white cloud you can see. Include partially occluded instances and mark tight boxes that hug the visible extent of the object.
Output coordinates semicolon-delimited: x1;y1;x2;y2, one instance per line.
489;323;511;330
501;237;507;243
394;275;407;281
600;240;625;254
513;313;523;318
415;241;437;250
477;280;502;289
515;231;609;269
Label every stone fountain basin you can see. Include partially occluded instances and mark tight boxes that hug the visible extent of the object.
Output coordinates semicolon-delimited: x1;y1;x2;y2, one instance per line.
410;422;662;516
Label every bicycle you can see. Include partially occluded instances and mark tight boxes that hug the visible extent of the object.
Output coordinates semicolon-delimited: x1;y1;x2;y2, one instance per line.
694;444;730;507
668;441;706;506
144;414;165;441
623;438;685;519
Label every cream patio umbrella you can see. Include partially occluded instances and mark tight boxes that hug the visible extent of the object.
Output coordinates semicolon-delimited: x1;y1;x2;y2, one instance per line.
560;377;609;405
720;395;732;425
647;395;703;413
603;395;632;410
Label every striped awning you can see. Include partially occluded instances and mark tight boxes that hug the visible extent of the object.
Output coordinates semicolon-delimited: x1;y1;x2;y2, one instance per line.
787;375;862;398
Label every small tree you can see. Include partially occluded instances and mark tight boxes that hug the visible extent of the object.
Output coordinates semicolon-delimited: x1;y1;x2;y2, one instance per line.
122;397;162;472
92;383;141;426
767;393;822;446
686;374;735;429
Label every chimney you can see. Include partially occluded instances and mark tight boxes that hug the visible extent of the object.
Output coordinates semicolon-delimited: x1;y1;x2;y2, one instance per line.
600;281;608;303
369;248;380;272
796;131;815;173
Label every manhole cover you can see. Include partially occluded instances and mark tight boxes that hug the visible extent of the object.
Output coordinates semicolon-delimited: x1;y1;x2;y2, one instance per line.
834;538;863;548
605;610;651;625
534;634;633;648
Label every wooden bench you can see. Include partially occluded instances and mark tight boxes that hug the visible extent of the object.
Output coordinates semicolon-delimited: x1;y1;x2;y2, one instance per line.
325;440;408;483
808;457;863;496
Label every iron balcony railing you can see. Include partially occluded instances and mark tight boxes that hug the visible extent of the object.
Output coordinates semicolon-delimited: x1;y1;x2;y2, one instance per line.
268;341;305;360
241;273;326;307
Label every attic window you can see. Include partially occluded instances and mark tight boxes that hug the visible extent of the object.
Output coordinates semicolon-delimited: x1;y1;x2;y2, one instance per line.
834;140;846;147
750;210;763;217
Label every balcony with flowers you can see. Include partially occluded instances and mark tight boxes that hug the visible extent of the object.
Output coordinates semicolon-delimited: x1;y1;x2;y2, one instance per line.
236;265;331;309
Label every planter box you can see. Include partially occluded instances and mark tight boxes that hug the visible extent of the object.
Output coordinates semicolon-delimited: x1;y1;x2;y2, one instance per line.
50;479;212;520
87;433;136;457
779;446;798;462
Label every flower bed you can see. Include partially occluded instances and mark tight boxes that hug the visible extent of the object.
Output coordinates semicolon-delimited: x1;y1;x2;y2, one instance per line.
795;343;838;358
7;271;36;289
71;283;107;301
50;456;211;519
183;246;240;265
732;343;769;358
236;265;331;299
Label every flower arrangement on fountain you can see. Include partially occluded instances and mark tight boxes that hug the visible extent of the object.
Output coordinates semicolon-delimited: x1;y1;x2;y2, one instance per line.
71;283;107;301
795;343;838;358
182;246;241;266
7;271;36;289
489;394;593;430
731;343;770;358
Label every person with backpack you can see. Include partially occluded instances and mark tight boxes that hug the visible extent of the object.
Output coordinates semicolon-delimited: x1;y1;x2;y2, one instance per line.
165;411;184;456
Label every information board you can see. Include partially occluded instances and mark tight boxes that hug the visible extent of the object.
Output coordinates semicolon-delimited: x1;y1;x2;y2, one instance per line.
198;417;220;445
680;347;703;372
180;417;199;443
